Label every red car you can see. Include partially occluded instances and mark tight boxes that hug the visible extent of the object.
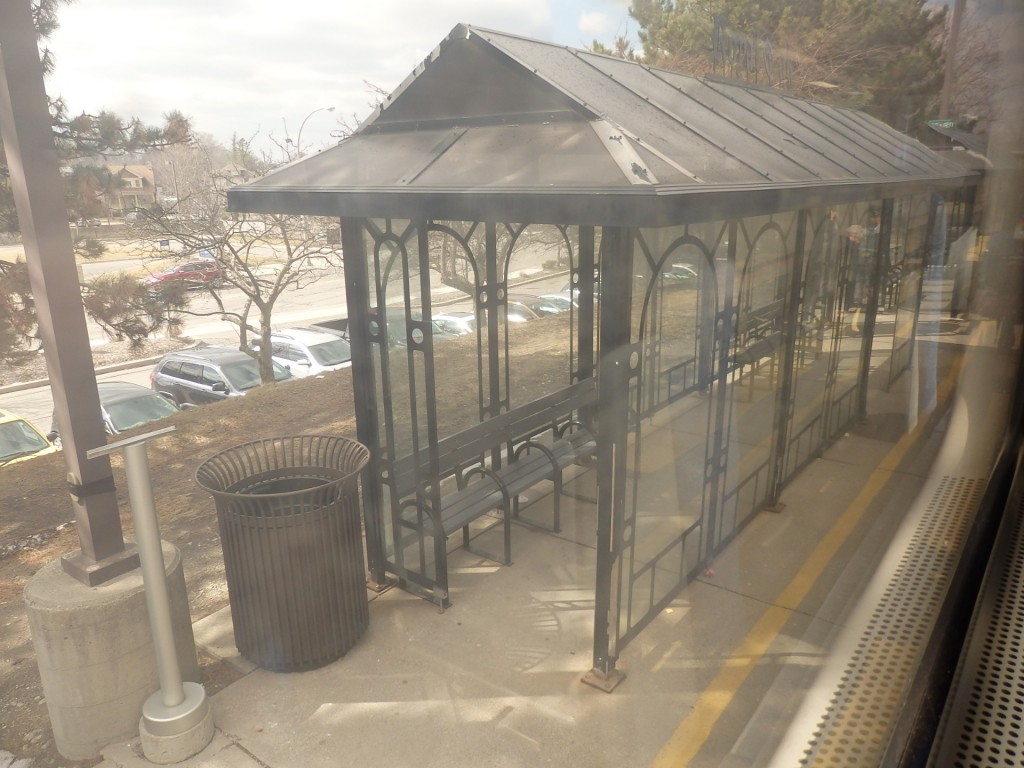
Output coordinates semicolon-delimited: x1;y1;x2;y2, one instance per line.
144;260;225;291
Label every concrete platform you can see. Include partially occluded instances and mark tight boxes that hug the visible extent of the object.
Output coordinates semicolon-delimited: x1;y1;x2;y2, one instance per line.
92;404;950;768
90;317;1007;768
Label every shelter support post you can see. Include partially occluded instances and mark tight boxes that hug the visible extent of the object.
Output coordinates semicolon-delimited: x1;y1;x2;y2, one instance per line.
576;225;596;385
483;222;504;420
768;210;809;506
341;218;387;589
585;226;633;692
856;199;895;421
0;0;137;585
703;222;739;558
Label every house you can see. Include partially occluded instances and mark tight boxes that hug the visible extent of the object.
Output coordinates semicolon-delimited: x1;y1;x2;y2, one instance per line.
104;164;156;216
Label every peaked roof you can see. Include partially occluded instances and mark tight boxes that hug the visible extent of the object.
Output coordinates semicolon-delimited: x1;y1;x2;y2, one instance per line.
110;164;154;183
229;24;974;226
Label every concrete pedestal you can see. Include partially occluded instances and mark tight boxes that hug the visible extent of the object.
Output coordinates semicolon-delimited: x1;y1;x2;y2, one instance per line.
139;681;215;764
24;540;200;761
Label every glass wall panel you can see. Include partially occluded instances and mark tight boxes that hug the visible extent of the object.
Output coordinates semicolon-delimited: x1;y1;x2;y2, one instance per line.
373;223;431;460
613;226;717;646
634;227;717;411
504;224;577;406
830;202;872;426
719;214;795;545
784;207;840;480
367;220;444;590
887;195;930;385
425;221;485;436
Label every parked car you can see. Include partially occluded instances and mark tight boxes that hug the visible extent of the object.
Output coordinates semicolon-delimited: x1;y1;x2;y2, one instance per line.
311;318;349;338
508;294;571;317
435;301;566;333
143;260;225;292
313;313;462;345
659;262;700;285
560;279;602;303
0;408;58;466
150;347;291;406
433;311;477;336
251;328;352;378
378;310;459;346
47;382;180;445
504;294;561;322
538;293;576;311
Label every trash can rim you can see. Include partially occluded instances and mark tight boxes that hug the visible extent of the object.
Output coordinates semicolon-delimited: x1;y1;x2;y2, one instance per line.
194;435;370;498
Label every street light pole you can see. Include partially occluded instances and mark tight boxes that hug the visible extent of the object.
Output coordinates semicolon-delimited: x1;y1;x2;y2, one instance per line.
940;0;967;120
295;106;335;158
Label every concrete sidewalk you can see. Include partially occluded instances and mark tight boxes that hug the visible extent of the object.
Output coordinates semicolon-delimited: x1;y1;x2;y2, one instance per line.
91;391;951;768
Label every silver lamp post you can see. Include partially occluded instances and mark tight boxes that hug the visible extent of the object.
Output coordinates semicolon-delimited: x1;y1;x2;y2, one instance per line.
295;106;336;158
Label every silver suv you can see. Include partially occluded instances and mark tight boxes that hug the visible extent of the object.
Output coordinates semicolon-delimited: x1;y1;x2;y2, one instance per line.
150;346;291;406
252;328;352;378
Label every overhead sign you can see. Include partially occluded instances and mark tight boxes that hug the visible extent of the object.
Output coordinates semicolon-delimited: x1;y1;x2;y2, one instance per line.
928;119;957;129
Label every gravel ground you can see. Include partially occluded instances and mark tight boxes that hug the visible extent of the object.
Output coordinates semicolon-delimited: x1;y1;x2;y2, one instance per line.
1;337;197;389
0;315;573;766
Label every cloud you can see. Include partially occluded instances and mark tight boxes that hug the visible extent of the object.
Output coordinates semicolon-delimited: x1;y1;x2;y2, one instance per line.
578;11;617;39
44;0;630;154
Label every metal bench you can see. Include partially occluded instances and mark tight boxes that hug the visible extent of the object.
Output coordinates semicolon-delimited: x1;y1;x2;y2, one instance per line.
391;378;598;603
731;330;784;400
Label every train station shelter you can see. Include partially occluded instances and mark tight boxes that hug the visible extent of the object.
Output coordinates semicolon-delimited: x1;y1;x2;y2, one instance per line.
227;23;976;686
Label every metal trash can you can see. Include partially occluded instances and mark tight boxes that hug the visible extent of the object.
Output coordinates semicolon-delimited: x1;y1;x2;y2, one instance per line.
195;435;370;672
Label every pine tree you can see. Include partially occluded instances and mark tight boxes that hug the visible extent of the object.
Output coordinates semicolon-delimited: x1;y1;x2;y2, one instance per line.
626;0;947;128
0;0;191;362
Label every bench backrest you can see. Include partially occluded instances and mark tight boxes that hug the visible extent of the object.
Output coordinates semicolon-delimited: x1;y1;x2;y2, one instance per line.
392;377;598;497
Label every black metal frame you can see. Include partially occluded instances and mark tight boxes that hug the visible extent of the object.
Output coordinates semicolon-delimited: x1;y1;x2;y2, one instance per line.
339;188;945;682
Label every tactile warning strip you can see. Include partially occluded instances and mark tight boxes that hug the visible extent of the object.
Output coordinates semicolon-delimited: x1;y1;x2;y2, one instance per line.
929;466;1024;768
798;476;982;767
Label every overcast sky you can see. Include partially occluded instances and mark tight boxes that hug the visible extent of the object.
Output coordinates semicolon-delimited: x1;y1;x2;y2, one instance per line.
45;0;636;157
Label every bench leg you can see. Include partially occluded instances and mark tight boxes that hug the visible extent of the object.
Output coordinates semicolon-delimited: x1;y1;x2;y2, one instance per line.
503;499;512;565
552;471;562;533
460;502;513;567
433;584;448;612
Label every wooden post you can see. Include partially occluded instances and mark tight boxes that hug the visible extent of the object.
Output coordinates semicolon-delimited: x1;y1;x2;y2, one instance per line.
0;0;137;584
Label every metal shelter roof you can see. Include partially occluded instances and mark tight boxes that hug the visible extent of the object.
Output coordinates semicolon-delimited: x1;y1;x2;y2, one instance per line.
228;23;974;226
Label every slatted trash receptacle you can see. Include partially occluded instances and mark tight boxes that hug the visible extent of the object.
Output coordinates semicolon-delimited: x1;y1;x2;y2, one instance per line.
195;435;370;672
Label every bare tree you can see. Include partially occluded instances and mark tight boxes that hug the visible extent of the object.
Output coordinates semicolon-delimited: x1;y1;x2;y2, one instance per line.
130;136;342;383
948;5;1001;133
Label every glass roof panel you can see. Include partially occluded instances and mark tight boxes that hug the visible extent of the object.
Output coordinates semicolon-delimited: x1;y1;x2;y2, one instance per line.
373;34;581;126
231;24;972;223
577;52;843;183
413;122;628;188
255;130;464;188
476;32;764;185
